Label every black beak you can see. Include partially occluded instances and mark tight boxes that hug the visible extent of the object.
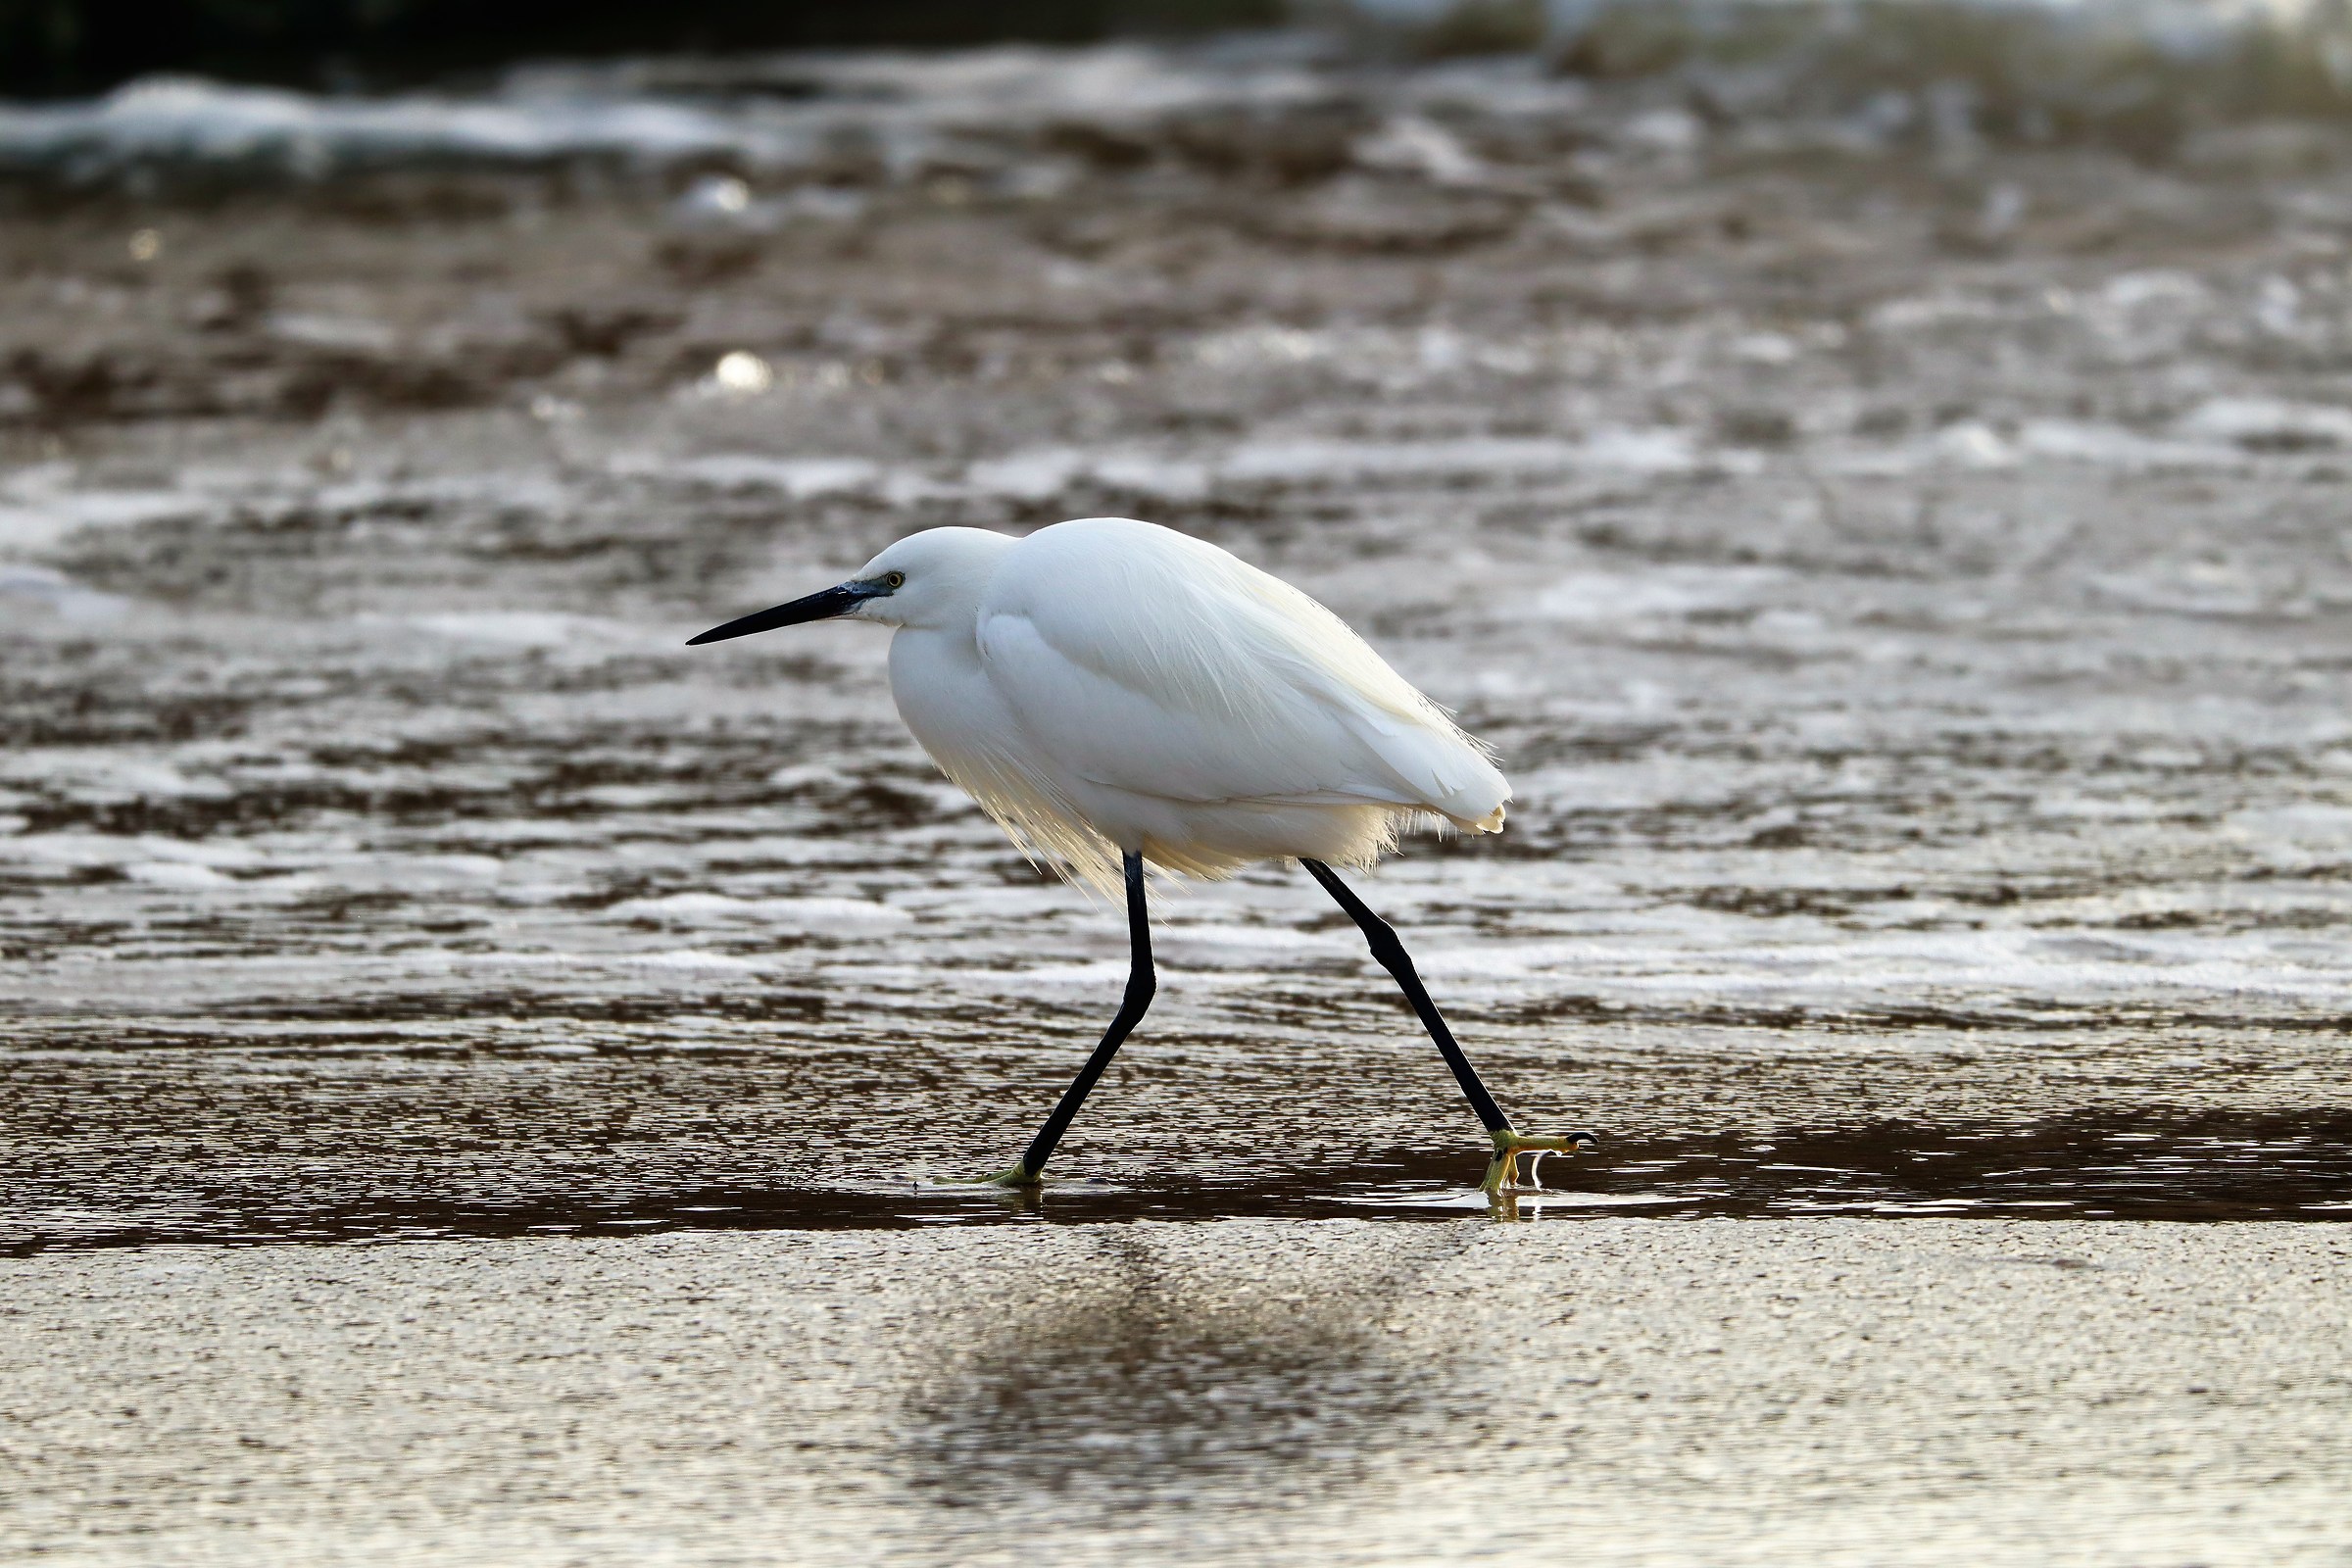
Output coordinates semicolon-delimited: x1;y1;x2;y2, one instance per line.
687;583;873;646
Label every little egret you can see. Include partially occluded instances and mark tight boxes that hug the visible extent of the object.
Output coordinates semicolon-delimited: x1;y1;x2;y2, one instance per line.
689;516;1594;1192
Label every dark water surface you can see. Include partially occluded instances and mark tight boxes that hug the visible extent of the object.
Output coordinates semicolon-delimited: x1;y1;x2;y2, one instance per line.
9;1098;2352;1251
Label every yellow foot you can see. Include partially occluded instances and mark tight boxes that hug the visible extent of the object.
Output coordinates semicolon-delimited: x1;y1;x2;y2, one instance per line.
979;1164;1042;1189
1481;1128;1599;1195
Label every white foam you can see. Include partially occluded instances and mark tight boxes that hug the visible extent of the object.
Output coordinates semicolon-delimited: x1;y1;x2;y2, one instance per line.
1220;430;1707;484
670;455;881;498
967;449;1089;501
0;483;209;556
1158;922;1345;950
0;565;128;623
980;960;1132;986
1352;113;1487;185
398;612;665;649
0;832;263;870
2102;270;2209;310
610;893;910;926
628;948;760;971
0;46;1337;180
263;313;399;352
1091;454;1212;499
124;861;234;889
0;754;227;799
403;612;583;648
636;432;1727;514
2018;419;2243;469
1535;564;1786;622
0;76;781;174
2175;396;2352;449
2089;563;2272;617
2229;803;2352;846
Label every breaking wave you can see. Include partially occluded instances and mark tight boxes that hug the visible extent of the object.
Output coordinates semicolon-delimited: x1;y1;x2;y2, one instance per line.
5;1;2352;189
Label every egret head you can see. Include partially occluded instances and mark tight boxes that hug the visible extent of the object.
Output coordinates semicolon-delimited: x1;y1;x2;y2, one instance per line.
687;526;1014;644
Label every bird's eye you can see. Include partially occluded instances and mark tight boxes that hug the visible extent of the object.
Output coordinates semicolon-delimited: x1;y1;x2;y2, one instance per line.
881;570;906;590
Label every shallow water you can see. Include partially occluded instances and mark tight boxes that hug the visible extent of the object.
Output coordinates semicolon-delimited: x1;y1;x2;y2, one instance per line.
9;1083;2352;1250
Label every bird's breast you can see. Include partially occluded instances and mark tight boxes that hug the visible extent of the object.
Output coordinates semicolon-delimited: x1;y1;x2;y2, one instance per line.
887;626;1021;784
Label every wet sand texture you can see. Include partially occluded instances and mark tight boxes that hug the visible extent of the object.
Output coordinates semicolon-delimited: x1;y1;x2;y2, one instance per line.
5;1221;2351;1566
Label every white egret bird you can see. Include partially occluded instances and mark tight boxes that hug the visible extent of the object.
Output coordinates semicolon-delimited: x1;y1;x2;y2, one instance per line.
689;516;1594;1192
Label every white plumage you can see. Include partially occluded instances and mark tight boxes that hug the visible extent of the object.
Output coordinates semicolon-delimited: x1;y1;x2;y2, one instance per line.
688;514;1590;1191
849;517;1508;893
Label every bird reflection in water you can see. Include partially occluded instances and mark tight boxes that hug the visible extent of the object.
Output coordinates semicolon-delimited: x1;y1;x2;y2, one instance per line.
892;1228;1476;1538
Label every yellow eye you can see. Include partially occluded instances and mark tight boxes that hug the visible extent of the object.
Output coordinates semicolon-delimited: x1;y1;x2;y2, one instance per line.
882;570;906;589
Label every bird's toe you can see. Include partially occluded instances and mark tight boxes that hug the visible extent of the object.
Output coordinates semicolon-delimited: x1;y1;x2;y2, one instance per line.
1482;1128;1600;1193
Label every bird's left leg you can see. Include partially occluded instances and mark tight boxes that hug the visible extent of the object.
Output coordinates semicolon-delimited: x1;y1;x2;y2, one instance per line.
1300;858;1596;1194
988;850;1155;1187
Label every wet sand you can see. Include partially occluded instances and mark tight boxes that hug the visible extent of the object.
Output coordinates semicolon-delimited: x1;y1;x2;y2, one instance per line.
4;41;2351;1562
7;1221;2350;1566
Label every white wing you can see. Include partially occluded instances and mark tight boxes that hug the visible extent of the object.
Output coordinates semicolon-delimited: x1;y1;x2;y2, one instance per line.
975;518;1507;828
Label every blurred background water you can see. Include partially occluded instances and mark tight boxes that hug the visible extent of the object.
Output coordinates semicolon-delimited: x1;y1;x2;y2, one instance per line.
12;0;2352;168
6;0;2352;1244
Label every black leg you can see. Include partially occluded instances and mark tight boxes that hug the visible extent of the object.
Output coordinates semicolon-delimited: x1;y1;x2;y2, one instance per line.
1002;850;1155;1184
1301;858;1512;1136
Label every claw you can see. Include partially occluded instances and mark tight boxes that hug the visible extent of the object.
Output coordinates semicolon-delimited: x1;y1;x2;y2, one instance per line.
1481;1128;1599;1195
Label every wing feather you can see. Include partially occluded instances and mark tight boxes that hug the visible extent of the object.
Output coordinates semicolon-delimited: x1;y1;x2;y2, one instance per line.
977;519;1507;828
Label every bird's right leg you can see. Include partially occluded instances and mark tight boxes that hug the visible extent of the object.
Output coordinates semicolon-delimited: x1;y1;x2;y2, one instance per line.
1300;858;1596;1193
988;850;1155;1187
